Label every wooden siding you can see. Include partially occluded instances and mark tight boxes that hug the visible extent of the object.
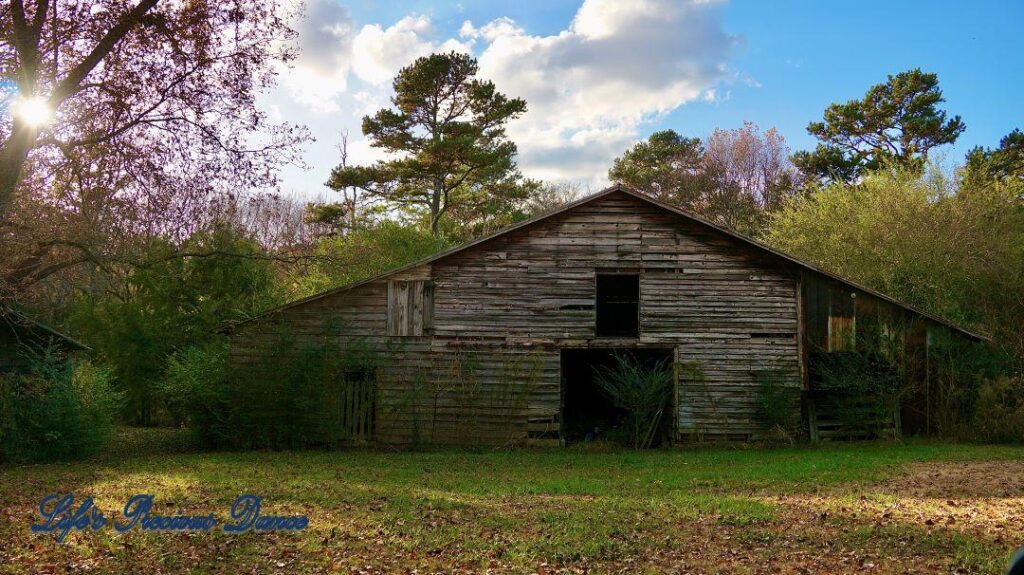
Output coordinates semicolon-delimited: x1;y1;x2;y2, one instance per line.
230;191;802;445
798;272;972;438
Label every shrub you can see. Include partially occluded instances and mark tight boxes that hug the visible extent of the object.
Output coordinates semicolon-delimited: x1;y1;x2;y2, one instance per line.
157;339;230;446
813;352;905;439
929;337;1011;440
223;335;382;450
0;347;122;463
971;376;1024;443
753;369;801;442
592;353;673;449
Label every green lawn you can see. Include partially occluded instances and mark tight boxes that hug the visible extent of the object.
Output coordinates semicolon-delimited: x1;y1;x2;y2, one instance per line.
2;429;1023;574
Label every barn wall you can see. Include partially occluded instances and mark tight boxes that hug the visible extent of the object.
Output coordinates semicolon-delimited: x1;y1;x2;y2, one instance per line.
230;191;802;445
798;272;976;438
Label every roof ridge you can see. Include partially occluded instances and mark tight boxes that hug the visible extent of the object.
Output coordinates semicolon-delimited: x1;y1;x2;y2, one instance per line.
227;183;987;341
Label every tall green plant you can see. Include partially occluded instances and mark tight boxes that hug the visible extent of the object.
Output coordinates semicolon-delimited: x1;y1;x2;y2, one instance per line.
592;354;674;449
224;334;383;450
753;369;801;442
158;339;230;444
1;346;122;463
70;224;282;424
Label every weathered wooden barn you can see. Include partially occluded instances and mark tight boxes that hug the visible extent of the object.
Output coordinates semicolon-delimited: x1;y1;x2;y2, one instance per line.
228;185;985;445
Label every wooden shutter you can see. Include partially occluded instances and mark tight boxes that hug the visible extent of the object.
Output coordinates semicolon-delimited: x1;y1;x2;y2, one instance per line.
387;280;431;336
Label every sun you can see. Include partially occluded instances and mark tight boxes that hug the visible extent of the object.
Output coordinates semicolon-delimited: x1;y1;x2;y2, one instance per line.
14;96;52;127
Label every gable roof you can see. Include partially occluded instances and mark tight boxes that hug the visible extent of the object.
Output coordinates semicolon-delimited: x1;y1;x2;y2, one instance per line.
229;184;987;341
1;309;91;351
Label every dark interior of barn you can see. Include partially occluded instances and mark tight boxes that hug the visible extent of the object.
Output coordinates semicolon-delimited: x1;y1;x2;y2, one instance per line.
561;348;674;445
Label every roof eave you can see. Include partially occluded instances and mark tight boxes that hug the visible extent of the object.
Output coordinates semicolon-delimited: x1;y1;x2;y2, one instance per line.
227;183;989;342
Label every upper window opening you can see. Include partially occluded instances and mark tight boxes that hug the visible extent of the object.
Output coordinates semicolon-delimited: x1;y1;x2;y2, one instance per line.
596;274;639;337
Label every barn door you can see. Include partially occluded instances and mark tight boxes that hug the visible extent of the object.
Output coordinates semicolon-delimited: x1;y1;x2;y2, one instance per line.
332;368;376;442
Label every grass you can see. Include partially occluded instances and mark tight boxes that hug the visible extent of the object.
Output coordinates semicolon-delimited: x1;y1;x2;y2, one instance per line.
2;428;1023;573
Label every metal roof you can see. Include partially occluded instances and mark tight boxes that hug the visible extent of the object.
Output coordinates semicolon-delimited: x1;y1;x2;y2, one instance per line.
227;184;988;341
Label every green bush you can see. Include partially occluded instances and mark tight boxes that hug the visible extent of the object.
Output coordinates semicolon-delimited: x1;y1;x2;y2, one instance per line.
813;352;905;439
157;339;230;445
0;347;122;463
70;224;282;425
223;335;381;450
972;376;1024;443
592;353;673;449
929;337;1012;440
753;369;801;442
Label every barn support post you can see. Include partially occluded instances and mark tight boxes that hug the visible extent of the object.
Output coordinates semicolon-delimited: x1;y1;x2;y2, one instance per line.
807;397;820;442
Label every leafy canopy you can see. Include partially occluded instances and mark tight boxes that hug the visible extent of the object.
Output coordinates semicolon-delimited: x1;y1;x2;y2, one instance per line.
70;225;282;424
327;51;533;236
964;129;1024;186
609;125;798;234
609;130;705;202
763;166;1024;366
793;69;965;183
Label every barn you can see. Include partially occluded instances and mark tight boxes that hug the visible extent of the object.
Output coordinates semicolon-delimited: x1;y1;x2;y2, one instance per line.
228;185;985;446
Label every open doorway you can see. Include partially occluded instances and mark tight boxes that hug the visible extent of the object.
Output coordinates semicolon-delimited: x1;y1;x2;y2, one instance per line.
561;348;675;446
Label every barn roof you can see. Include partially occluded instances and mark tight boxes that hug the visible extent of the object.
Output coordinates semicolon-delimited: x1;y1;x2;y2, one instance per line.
1;309;91;351
230;184;987;341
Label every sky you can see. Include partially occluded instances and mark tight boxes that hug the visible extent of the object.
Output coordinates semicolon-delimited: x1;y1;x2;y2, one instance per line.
261;0;1024;198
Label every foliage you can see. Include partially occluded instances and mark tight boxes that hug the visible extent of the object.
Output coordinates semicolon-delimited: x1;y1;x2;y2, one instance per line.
813;352;906;439
793;69;965;183
0;346;121;463
928;335;1015;440
964;128;1024;185
704;123;800;216
609;129;705;203
295;221;453;297
521;180;589;216
70;225;282;424
753;369;801;442
592;353;673;449
327;52;535;236
972;376;1024;444
0;0;306;305
223;335;383;450
157;339;230;444
764;165;1024;367
610;123;798;234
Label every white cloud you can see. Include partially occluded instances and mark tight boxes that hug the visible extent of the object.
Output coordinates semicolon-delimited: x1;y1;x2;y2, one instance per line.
267;0;739;194
279;0;355;113
353;15;472;86
459;17;524;42
468;0;737;182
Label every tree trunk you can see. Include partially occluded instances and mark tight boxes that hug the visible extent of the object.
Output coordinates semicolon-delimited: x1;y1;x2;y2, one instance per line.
0;122;36;221
429;181;443;236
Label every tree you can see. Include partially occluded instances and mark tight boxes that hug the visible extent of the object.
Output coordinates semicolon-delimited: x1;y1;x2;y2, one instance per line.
609;130;705;205
764;166;1024;367
70;224;282;424
522;180;588;216
793;69;965;183
610;125;798;234
295;221;452;297
703;123;799;227
0;0;306;304
327;51;532;236
964;129;1024;185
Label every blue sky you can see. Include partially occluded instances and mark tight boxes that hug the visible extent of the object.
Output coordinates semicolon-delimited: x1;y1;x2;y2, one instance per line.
266;0;1024;196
